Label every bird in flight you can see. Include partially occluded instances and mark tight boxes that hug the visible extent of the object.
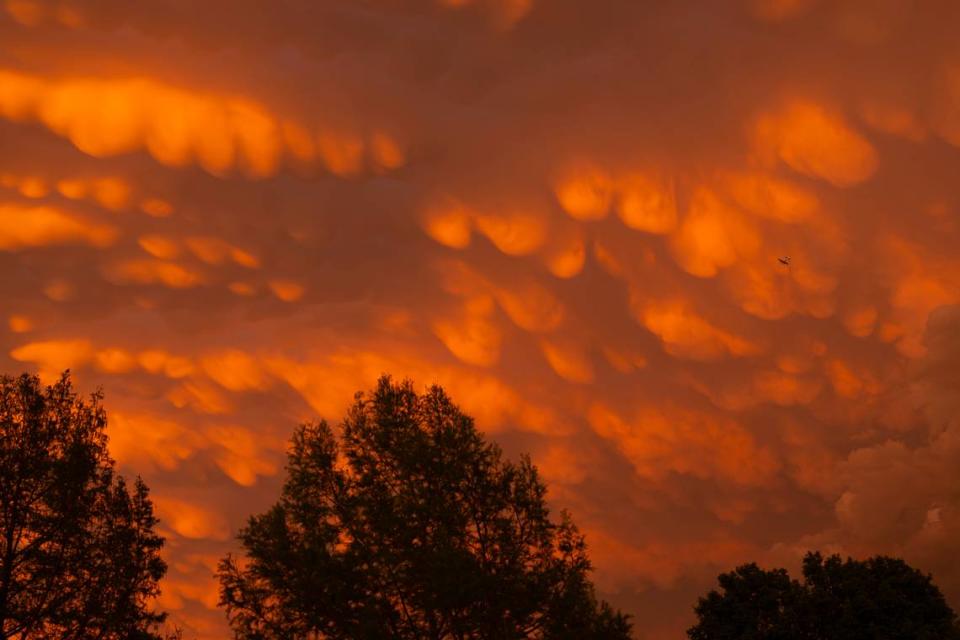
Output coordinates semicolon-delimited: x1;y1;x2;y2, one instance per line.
778;256;791;266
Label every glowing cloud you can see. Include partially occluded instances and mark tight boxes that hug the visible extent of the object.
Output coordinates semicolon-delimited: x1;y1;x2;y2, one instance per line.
433;297;502;366
615;173;678;234
138;235;180;260
200;349;268;392
555;165;614;221
108;412;202;471
10;339;94;381
154;497;230;541
474;211;547;255
753;100;879;187
0;204;116;250
4;3;960;638
0;69;401;179
637;298;759;361
7;315;32;333
493;279;565;332
540;338;594;383
670;188;760;278
268;279;305;302
102;259;203;288
588;403;779;485
724;172;819;223
542;228;586;278
421;198;474;249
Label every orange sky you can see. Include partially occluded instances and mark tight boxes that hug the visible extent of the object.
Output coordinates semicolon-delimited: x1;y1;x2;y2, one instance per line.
3;1;960;637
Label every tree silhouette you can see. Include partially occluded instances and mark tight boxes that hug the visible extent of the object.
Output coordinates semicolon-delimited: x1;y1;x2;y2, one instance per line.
218;376;632;639
800;552;960;639
0;372;170;639
689;551;960;640
688;563;804;640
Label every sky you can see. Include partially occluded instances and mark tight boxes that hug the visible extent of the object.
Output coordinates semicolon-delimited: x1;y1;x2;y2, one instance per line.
2;0;960;637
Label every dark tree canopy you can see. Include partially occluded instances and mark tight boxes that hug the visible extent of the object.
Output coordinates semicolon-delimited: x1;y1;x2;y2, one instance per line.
689;551;960;640
688;564;804;640
0;372;169;639
218;376;632;639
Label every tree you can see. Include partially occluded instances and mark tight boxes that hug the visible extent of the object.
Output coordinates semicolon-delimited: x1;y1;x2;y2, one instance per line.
800;552;959;640
689;551;960;640
688;564;803;640
0;372;170;639
218;376;632;639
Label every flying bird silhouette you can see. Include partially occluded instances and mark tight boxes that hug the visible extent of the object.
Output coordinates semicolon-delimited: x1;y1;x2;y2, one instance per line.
778;256;791;266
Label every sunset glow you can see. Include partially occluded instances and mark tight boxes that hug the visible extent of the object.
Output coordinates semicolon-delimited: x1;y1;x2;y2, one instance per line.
3;1;960;637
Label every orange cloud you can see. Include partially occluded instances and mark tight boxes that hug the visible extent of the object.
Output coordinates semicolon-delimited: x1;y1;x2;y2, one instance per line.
94;347;138;373
493;278;565;332
4;0;43;26
601;345;647;373
670;188;760;277
204;424;280;486
421;198;474;249
533;442;589;486
636;297;759;361
540;338;594;383
433;296;502;366
555;165;614;221
140;198;173;218
138;350;195;378
723;172;819;223
159;574;221;611
753;100;879;186
108;412;202;471
0;69;402;179
6;4;960;638
43;279;74;302
228;281;257;296
0;204;116;250
369;132;406;171
268;279;305;302
4;0;83;27
103;259;203;288
200;349;269;392
7;315;32;333
154;497;230;541
185;237;232;265
826;358;874;399
1;173;47;198
316;130;365;176
473;211;547;255
542;226;586;278
167;380;233;415
588;403;779;486
880;235;960;357
843;305;878;338
586;527;755;593
753;370;823;406
90;176;132;211
860;102;926;141
10;339;94;381
138;235;180;260
615;173;678;234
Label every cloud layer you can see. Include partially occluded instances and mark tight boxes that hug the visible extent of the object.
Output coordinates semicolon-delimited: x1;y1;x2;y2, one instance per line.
3;1;960;637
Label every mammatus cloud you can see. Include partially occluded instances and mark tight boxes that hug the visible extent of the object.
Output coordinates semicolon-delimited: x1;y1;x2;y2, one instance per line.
0;68;405;178
820;306;960;562
3;1;960;637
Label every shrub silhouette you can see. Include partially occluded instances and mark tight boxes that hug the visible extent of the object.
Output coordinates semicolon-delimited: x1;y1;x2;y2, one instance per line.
218;376;632;639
